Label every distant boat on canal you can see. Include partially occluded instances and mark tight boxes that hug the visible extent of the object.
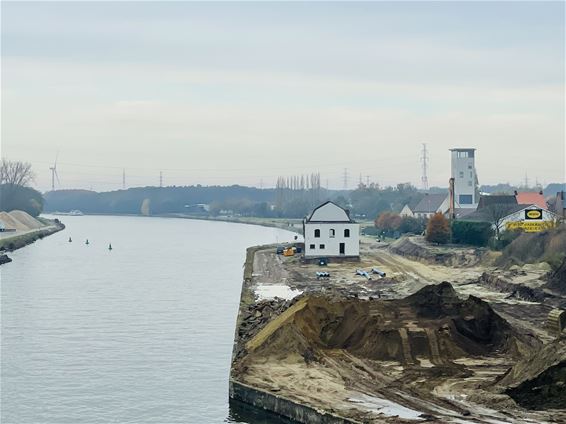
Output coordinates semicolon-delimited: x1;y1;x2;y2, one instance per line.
53;210;84;216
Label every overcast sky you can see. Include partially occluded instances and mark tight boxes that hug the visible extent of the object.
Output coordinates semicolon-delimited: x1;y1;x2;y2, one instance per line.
2;1;564;192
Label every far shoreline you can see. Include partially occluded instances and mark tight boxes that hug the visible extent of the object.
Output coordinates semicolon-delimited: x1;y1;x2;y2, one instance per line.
45;211;305;235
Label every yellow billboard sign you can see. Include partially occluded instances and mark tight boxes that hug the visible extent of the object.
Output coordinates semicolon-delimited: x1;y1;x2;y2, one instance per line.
525;209;542;219
505;221;555;232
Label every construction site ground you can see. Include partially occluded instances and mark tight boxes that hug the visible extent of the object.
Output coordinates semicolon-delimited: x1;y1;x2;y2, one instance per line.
231;236;566;424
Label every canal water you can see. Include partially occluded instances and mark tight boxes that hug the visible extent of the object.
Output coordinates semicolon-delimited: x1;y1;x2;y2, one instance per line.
1;215;298;423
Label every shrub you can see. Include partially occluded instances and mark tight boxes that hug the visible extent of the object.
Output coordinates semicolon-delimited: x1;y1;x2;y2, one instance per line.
490;229;523;251
374;212;402;237
495;227;566;266
426;213;451;244
362;226;380;236
451;221;493;246
398;216;426;235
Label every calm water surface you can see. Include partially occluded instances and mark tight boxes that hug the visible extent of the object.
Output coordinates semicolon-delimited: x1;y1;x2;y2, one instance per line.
1;215;298;423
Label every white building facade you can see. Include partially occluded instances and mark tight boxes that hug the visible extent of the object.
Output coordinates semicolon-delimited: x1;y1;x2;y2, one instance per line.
450;148;479;209
500;205;558;233
400;204;414;217
303;201;360;258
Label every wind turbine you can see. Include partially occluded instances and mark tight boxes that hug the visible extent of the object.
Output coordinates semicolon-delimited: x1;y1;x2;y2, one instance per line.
49;153;60;191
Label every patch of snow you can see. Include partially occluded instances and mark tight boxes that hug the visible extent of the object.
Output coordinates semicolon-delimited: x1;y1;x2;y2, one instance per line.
255;284;303;301
348;393;424;420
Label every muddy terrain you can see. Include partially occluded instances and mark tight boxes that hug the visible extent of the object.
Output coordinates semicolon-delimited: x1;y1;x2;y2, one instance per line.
231;237;566;423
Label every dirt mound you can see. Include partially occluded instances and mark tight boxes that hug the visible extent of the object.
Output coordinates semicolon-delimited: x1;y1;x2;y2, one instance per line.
502;340;566;410
244;283;525;366
477;272;547;302
547;256;566;294
389;236;483;267
233;296;300;363
8;210;43;229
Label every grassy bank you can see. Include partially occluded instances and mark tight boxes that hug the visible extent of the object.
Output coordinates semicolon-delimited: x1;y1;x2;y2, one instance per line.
495;226;566;269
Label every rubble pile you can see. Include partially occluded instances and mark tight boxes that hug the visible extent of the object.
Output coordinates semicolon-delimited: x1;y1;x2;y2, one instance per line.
233;296;300;362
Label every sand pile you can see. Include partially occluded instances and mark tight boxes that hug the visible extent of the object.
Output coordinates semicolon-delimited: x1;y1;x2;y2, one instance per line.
233;283;548;422
0;211;28;231
243;283;528;366
0;210;44;231
9;210;43;229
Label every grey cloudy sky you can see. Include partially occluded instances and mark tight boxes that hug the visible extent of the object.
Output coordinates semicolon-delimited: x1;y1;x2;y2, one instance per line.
2;1;564;192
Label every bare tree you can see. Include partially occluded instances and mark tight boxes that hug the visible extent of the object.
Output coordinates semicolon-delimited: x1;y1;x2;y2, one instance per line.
0;159;35;187
483;204;514;240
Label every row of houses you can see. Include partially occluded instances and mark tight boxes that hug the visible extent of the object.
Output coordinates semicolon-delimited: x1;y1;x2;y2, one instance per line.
401;189;565;233
301;193;564;260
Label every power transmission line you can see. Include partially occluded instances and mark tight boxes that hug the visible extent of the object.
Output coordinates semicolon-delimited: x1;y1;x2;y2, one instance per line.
420;143;429;191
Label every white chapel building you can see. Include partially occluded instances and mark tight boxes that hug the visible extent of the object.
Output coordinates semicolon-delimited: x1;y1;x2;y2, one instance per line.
303;201;360;258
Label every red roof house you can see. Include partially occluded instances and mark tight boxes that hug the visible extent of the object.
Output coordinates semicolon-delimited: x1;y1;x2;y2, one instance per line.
515;191;547;209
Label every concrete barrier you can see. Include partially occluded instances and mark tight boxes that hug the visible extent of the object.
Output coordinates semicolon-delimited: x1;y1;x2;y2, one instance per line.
229;380;360;424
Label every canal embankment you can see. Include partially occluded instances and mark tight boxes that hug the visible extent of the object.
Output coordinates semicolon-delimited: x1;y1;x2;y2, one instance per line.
0;211;65;262
229;240;566;423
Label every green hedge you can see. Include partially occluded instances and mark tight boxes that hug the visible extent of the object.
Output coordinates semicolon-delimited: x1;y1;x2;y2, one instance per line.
362;226;381;236
451;220;493;246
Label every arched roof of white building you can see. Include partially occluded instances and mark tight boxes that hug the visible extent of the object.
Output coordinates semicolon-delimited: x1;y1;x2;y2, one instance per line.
306;201;354;223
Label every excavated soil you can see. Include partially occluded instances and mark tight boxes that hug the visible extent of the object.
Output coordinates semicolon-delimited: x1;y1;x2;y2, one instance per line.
240;283;531;367
389;237;484;267
502;339;566;410
547;256;566;294
233;283;551;423
233;240;566;422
